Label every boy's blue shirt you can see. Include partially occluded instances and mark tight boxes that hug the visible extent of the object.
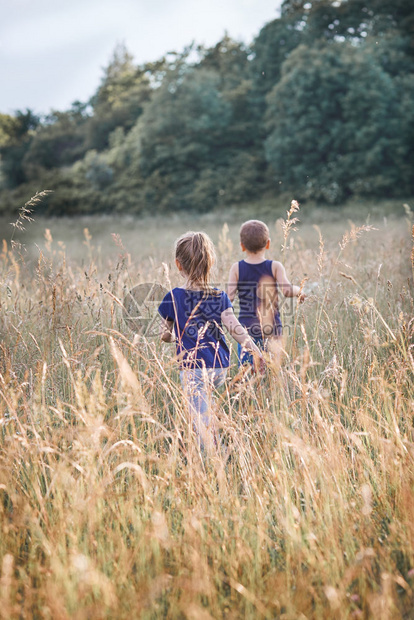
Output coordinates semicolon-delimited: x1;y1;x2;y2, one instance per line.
158;287;232;369
237;259;282;339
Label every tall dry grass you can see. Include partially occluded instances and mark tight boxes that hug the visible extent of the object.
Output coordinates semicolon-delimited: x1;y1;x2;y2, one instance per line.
0;204;413;619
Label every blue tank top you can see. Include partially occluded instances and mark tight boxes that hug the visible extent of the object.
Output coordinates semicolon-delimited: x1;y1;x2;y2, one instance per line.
237;259;282;338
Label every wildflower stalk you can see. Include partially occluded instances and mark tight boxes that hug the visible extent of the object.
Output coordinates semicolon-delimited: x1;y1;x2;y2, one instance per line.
10;189;53;242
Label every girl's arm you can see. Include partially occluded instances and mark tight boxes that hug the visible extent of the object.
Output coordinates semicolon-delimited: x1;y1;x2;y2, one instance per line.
227;262;239;303
221;307;264;362
160;318;174;343
272;261;305;301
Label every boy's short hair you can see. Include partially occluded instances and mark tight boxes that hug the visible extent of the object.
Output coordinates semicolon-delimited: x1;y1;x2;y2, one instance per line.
240;220;270;253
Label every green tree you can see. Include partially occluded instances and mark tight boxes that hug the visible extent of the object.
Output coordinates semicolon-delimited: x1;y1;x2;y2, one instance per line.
198;36;260;153
86;43;151;151
281;0;414;49
127;67;232;210
0;109;39;187
265;42;413;201
251;16;303;98
198;35;249;89
22;104;89;178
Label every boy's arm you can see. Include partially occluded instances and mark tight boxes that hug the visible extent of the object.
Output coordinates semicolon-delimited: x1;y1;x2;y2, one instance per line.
272;261;304;300
227;262;239;303
160;318;174;343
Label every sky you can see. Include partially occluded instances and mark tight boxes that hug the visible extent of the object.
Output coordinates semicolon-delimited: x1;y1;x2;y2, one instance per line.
0;0;282;116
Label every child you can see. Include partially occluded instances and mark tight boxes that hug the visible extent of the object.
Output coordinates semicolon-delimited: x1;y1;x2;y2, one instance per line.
158;231;263;454
227;219;304;365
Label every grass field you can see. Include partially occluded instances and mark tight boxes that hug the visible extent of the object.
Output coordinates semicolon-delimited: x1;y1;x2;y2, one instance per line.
0;199;413;619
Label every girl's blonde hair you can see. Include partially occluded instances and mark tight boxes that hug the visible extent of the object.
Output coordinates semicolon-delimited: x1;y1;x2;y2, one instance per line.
175;231;216;290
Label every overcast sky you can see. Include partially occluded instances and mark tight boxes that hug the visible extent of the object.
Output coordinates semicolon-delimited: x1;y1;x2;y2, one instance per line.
1;0;282;116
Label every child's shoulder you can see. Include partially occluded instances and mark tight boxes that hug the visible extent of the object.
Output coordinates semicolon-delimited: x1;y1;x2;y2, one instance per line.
161;287;184;304
167;286;186;296
270;260;288;280
169;286;226;300
162;287;177;297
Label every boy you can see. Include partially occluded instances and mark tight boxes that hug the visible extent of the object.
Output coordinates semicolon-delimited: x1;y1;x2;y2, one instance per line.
227;219;304;364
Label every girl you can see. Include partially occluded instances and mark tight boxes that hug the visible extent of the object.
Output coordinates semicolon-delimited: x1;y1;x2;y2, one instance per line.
158;231;263;454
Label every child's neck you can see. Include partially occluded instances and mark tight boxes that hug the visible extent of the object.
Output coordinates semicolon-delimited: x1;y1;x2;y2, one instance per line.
182;278;207;291
243;249;267;264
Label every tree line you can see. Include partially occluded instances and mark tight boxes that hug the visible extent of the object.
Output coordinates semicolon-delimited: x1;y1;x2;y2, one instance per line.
1;0;413;215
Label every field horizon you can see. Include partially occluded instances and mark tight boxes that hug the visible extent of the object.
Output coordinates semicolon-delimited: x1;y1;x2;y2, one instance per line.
0;196;410;265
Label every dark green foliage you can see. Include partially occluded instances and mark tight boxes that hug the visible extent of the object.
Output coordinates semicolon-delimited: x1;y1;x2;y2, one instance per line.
0;109;40;187
138;69;232;178
122;42;263;211
198;36;249;85
281;0;414;47
251;16;303;98
264;42;414;202
1;1;413;214
22;105;89;177
85;44;152;152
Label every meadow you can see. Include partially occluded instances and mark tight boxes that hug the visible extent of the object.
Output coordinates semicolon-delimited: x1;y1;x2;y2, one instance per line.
0;199;413;619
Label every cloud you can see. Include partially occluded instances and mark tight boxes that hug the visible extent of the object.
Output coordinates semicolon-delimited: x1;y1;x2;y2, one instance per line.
0;0;281;112
0;1;135;56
